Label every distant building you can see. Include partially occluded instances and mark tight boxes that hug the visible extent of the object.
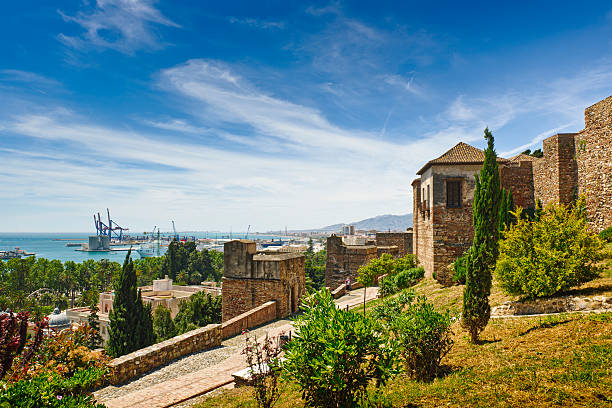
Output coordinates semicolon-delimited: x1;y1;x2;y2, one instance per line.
341;225;355;236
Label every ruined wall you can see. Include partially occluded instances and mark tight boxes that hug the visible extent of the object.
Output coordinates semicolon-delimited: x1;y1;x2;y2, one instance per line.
575;96;612;233
325;235;377;289
375;232;413;257
500;161;536;209
376;246;399;258
108;324;222;385
222;241;305;322
533;133;578;207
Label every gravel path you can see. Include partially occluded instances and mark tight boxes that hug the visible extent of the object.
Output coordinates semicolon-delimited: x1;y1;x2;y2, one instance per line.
94;318;293;402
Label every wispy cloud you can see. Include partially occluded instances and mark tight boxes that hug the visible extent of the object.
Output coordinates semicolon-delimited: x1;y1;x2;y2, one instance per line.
228;17;285;30
0;70;62;88
58;0;180;54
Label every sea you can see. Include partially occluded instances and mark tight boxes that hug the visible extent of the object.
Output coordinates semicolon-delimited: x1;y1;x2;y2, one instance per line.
0;232;288;263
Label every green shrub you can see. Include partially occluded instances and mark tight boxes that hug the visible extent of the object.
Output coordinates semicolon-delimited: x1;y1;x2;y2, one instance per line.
600;227;612;243
283;289;399;408
371;291;415;324
392;296;453;381
496;201;604;299
453;253;468;284
396;267;424;290
0;367;106;407
379;265;424;297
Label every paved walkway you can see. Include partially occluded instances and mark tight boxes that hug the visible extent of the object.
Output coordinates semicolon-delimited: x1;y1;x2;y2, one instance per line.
96;287;379;408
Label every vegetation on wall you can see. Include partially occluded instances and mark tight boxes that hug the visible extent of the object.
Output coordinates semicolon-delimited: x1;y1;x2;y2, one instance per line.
496;200;604;299
462;128;501;344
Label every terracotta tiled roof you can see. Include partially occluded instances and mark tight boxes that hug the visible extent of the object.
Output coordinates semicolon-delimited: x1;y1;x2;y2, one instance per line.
510;153;539;162
417;142;508;175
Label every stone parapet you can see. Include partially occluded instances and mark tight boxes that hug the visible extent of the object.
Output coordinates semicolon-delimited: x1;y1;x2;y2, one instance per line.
108;324;222;385
222;301;277;339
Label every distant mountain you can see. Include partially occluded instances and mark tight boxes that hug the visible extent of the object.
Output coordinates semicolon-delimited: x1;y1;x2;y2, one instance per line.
316;214;413;232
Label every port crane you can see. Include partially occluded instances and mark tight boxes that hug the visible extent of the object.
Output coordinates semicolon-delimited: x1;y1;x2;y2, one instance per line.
245;225;251;239
172;220;179;241
94;208;128;242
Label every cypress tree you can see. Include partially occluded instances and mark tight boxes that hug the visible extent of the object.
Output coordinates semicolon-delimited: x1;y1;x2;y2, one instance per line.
135;289;155;349
108;250;153;357
462;128;502;343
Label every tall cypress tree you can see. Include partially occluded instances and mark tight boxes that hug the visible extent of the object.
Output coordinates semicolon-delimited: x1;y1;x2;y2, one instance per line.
87;304;103;349
462;128;502;344
108;250;153;357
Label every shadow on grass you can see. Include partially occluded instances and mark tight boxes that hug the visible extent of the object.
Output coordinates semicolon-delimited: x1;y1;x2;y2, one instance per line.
476;338;501;345
519;318;572;336
559;283;612;297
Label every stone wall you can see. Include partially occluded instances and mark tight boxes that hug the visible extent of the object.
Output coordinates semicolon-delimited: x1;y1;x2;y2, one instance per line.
500;160;536;209
375;232;413;257
222;241;305;322
412;176;434;277
325;235;378;289
575;95;612;233
108;324;222;385
492;295;612;317
533;133;578;207
221;301;277;339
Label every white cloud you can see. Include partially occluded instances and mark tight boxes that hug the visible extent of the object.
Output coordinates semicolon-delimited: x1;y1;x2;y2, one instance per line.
0;70;62;89
58;0;180;54
228;17;285;30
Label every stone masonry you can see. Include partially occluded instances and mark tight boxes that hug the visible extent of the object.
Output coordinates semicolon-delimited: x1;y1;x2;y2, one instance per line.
222;240;305;322
325;231;413;289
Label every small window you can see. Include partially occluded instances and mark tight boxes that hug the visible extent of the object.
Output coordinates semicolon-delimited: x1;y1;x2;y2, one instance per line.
446;181;462;208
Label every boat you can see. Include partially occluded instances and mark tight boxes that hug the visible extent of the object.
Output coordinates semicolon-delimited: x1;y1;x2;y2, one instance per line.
0;247;36;260
136;227;166;258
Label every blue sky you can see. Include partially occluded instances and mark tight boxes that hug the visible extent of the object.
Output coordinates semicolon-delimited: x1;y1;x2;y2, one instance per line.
1;1;611;232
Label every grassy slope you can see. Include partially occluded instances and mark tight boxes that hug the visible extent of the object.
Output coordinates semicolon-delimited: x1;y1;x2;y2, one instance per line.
195;245;612;408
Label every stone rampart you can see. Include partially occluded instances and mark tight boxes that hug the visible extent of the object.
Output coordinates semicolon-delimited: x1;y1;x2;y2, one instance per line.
221;301;277;339
108;324;222;385
575;95;612;233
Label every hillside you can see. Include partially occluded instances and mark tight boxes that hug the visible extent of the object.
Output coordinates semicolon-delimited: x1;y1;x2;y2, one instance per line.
315;213;413;232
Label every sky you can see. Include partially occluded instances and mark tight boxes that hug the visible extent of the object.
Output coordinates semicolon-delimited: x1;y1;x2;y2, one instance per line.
1;1;611;233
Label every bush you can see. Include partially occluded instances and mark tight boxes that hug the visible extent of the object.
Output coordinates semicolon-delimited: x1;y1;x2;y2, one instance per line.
374;295;453;382
496;201;604;299
600;227;612;243
393;296;453;381
453;253;468;284
283;289;398;408
0;368;106;407
395;267;424;290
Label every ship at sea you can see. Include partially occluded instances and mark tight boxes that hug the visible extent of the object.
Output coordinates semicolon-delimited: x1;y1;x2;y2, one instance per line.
136;227;167;258
0;247;36;260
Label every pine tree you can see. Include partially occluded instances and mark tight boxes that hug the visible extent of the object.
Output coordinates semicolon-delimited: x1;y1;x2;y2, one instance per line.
108;249;153;357
87;304;103;349
462;128;502;344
